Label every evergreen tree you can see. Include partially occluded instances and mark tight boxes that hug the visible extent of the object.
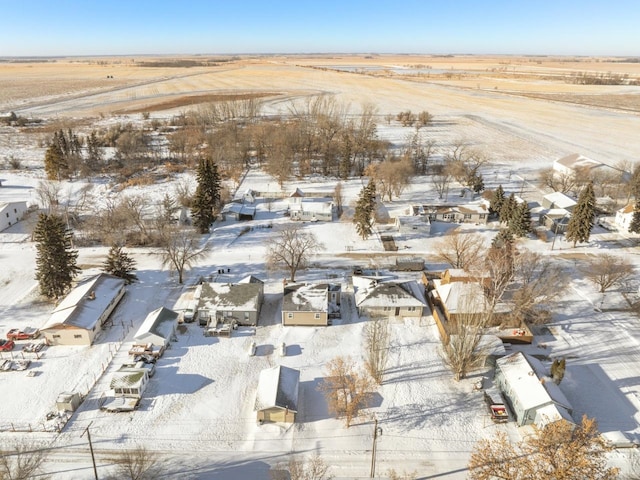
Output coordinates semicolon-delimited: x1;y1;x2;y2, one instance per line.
566;182;596;247
509;201;532;237
44;142;66;180
470;173;484;193
489;185;505;215
629;201;640;234
499;193;517;225
34;213;80;298
354;180;376;240
191;157;221;233
102;244;138;284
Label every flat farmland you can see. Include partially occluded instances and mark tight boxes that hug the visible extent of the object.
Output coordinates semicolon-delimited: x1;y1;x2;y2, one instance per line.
2;55;639;168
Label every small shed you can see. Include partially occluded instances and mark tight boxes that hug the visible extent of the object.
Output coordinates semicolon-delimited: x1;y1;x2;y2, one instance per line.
133;307;178;349
255;365;300;423
56;392;81;412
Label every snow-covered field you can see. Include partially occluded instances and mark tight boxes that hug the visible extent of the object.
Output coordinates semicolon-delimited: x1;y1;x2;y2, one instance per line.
2;60;640;478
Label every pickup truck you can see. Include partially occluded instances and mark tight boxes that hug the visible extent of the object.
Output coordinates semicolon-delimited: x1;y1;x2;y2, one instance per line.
484;388;509;423
7;327;40;340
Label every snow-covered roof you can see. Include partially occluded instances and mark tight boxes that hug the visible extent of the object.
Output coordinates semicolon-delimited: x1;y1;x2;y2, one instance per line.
0;201;27;212
497;352;572;413
110;367;147;390
237;275;264;285
289;201;333;214
200;281;263;312
255;365;300;412
534;403;574;428
618;204;634;215
355;279;426;309
282;283;329;313
554;153;603;171
134;307;178;342
222;203;256;216
290;188;305;198
42;274;126;331
431;280;486;315
543;192;577;209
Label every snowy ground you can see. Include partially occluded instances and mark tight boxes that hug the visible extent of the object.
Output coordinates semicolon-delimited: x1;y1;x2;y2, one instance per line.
2;163;640;479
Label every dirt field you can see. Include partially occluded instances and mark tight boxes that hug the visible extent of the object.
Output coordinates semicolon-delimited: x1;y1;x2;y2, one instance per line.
2;54;640;169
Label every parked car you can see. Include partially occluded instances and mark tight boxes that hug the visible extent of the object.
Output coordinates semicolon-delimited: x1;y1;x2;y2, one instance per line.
7;327;40;340
23;342;46;353
0;339;15;351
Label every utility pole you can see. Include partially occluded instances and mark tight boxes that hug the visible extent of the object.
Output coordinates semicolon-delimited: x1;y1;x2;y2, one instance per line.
81;422;98;480
370;417;382;478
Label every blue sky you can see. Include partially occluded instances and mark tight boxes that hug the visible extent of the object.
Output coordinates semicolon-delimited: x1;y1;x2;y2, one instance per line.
1;0;638;56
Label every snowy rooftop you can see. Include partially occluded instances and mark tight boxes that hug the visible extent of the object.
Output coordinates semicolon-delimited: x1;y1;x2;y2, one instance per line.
431;280;487;315
200;281;263;312
543;191;577;209
554;153;604;171
134;307;178;341
282;283;329;312
110;368;147;390
254;365;300;412
497;352;572;413
354;279;426;308
42;274;125;331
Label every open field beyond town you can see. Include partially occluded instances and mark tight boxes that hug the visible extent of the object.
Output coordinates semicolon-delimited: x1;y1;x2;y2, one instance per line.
1;54;640;479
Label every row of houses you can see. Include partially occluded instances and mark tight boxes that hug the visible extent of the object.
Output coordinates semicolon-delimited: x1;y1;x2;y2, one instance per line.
39;271;430;347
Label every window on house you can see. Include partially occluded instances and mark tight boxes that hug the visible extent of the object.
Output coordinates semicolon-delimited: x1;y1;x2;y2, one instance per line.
53;334;61;339
314;313;320;319
74;334;83;339
5;213;8;218
14;208;17;213
463;214;472;220
479;214;486;219
407;307;416;312
244;312;250;320
383;306;391;311
287;313;293;319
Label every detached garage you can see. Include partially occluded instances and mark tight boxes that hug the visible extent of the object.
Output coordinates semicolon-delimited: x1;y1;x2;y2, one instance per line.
255;365;300;423
133;307;179;349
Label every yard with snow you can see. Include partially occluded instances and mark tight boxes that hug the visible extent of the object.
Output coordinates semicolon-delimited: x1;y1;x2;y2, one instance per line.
2;57;640;478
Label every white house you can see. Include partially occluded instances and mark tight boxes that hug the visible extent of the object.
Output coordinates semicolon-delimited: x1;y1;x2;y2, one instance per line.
615;204;635;232
541;192;577;212
41;274;126;346
288;188;333;222
495;352;573;428
553;153;622;179
354;277;426;319
110;366;149;398
0;201;28;232
133;307;179;349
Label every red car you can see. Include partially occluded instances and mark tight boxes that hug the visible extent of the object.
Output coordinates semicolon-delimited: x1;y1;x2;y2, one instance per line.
6;328;40;341
0;339;15;351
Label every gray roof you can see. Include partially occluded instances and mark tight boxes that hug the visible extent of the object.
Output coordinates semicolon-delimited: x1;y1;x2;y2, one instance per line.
134;307;178;341
255;365;300;412
200;281;263;312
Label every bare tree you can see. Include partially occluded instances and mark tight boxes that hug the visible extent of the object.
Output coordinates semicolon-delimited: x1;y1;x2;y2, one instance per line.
364;317;390;384
434;230;485;271
539;167;576;194
365;157;413;201
469;416;618;480
159;227;207;284
35;179;62;213
431;168;452;200
267;225;323;282
509;250;568;324
578;253;634;293
319;356;374;428
0;440;49;480
271;454;334;480
108;445;164;480
439;291;488;381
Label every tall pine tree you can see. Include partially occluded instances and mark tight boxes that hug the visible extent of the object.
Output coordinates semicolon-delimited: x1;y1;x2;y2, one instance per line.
34;213;80;298
44;142;66;181
102;245;138;284
566;182;596;247
489;185;505;215
629;201;640;234
499;193;517;225
509;201;532;237
354;180;376;240
191;157;221;233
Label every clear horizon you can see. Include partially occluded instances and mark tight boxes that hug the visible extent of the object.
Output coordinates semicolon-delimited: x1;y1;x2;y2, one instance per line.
1;0;639;57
